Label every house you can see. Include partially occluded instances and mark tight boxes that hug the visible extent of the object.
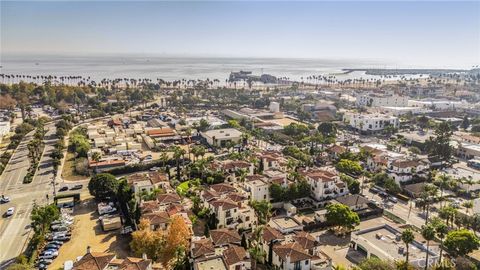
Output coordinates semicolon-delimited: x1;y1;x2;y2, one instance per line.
89;159;126;172
143;211;170;231
387;159;428;184
73;250;152;270
257;151;288;172
208;198;255;230
244;178;270;201
127;172;169;198
191;238;216;260
402;182;427;198
201;128;243;147
210;228;242;247
272;243;313;270
156;193;182;211
299;168;348;201
326;145;347;160
261;226;285;259
222;245;251;270
193;256;228;270
211;160;255;182
334;194;369;212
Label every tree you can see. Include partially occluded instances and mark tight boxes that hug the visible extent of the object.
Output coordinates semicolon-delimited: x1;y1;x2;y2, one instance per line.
326;203;360;235
250;200;272;224
163;215;191;265
130;219;165;261
318;122;337;138
401;229;415;266
198;119;210;132
426;122;453;166
421;224;435;270
461;116;470;130
340;174;360;194
31;204;60;235
443;229;480;257
336;159;363;176
431;218;448;265
355;257;396;270
434;173;453;206
91;152;101;162
88;173;119;200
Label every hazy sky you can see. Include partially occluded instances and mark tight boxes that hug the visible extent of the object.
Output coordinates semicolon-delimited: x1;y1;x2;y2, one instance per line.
1;1;479;68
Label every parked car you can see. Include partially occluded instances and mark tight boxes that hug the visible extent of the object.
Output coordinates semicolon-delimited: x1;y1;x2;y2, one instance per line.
5;207;15;217
41;250;58;257
48;240;63;246
70;184;83;190
379;191;388;198
53;236;71;242
51;224;70;231
0;195;10;203
38;254;55;260
58;186;68;192
388;196;398;203
369;187;380;194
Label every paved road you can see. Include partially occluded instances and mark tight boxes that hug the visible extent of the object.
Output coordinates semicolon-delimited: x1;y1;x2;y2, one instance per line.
0;123;57;266
362;188;431;229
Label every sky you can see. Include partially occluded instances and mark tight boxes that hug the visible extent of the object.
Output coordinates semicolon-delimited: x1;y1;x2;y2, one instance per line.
1;1;479;68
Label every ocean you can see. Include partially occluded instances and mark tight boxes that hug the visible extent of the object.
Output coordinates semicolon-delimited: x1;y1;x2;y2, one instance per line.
0;54;417;83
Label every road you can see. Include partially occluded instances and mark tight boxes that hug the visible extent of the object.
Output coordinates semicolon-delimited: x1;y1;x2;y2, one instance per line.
361;187;431;229
0;123;57;266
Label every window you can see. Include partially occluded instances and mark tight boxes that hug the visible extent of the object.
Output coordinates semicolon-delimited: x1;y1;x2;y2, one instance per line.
306;260;309;265
294;262;301;270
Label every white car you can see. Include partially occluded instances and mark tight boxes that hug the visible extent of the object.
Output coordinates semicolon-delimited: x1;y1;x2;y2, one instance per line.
5;207;14;217
0;196;10;203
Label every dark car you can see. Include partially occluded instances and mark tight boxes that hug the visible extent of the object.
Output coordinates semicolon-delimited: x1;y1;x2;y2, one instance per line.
58;186;68;192
70;184;83;190
379;191;388;198
369;187;380;194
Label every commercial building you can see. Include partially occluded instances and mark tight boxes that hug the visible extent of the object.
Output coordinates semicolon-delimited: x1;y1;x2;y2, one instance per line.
356;93;408;107
350;224;439;268
201;128;243;147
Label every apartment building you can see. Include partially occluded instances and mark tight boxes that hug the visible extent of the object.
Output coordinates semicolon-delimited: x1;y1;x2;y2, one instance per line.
343;113;399;133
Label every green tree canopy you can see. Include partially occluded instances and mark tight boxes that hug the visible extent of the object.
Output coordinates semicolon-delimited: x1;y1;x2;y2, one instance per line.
443;229;480;257
88;173;120;200
336;159;363;176
326;203;360;234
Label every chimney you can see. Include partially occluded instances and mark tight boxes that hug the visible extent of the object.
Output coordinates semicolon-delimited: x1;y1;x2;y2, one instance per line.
142;253;147;260
86;246;91;254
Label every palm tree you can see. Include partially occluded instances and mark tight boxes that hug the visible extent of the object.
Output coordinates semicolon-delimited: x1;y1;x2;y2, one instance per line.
401;229;415;266
173;146;186;181
420;184;438;225
432;219;448;265
421;224;435;270
434;173;452;206
248;226;265;269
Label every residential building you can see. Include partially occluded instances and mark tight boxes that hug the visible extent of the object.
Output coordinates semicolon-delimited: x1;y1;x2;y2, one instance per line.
272;243;313;270
343;113;399;133
387;159;428;184
244;177;270;201
299;168;348;201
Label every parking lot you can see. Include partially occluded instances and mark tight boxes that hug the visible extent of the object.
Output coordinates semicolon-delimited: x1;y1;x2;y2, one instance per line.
47;198;130;270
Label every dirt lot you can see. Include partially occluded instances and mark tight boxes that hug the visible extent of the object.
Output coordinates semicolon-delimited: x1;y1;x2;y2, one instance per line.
61;151;89;182
48;197;130;270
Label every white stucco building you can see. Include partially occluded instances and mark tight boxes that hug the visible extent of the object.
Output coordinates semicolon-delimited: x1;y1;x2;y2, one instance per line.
343;113;399;133
356;93;408;107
